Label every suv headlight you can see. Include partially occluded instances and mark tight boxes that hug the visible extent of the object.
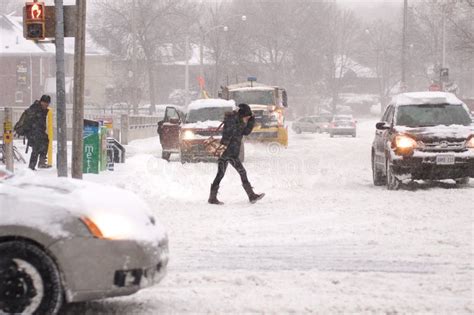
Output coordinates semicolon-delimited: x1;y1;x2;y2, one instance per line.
392;134;419;156
394;135;417;149
182;130;195;140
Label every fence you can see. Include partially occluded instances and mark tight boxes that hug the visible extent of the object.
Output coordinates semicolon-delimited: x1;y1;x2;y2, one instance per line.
0;107;161;145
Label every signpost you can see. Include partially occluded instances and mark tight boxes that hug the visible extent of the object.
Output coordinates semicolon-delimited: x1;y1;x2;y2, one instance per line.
3;108;14;172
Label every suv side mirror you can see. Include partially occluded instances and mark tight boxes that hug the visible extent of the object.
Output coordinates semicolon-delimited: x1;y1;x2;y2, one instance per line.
376;121;390;130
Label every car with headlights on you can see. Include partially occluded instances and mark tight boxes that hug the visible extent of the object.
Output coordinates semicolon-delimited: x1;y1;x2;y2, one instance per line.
372;92;474;190
328;115;357;137
0;171;169;314
159;99;244;163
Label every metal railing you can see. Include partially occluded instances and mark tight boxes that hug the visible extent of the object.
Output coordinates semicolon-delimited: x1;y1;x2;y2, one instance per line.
0;107;161;144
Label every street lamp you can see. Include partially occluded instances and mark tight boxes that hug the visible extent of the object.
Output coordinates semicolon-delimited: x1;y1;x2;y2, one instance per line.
199;15;247;95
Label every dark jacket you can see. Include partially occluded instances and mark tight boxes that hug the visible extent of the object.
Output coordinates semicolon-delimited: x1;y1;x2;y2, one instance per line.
26;101;49;147
220;111;255;158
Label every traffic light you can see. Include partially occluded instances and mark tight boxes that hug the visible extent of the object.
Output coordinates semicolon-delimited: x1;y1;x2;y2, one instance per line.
23;2;46;40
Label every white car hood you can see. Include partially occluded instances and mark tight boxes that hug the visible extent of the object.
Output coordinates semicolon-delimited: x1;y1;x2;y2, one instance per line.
0;173;167;244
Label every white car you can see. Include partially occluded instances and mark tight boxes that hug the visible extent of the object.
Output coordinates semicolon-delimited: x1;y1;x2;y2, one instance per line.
0;171;168;314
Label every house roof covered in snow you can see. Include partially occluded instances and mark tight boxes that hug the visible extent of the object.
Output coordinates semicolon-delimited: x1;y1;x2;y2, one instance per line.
0;14;109;56
0;14;53;55
335;55;377;79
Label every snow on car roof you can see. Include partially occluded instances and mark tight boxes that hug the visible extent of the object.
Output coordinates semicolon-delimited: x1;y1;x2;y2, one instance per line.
394;92;464;106
187;99;236;111
229;86;275;92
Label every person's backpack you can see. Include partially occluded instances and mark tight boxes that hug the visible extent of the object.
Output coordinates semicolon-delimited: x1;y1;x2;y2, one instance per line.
14;109;32;137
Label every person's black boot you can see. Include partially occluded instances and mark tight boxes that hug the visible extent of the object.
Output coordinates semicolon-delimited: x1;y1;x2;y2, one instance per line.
243;182;265;204
38;157;52;169
208;184;224;205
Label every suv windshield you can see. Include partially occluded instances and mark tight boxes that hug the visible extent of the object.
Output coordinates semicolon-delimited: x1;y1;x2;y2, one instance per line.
231;90;274;106
186;107;233;123
396;104;472;127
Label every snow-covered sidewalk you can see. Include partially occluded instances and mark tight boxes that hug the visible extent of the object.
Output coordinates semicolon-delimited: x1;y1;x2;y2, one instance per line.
12;119;473;314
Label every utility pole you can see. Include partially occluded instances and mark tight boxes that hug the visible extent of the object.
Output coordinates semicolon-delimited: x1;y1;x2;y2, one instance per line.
199;26;205;91
185;35;190;106
441;3;447;91
55;0;68;177
72;0;86;179
401;0;408;92
131;0;138;115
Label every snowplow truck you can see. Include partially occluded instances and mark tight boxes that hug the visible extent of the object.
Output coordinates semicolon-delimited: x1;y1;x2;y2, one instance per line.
219;80;289;147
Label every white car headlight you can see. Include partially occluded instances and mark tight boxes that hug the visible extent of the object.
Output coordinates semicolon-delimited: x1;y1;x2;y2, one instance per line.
466;136;474;148
81;214;133;240
182;130;195;140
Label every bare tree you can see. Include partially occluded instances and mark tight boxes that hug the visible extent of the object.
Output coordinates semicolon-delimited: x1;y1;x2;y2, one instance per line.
359;20;401;111
321;6;362;113
89;0;198;113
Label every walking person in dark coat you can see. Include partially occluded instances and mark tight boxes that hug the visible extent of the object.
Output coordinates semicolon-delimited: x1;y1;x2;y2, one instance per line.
208;103;265;205
27;95;51;170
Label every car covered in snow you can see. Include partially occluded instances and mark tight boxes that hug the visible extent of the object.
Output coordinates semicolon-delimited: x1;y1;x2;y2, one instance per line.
180;99;239;163
328;115;357;137
0;171;169;314
159;99;244;163
372;92;474;190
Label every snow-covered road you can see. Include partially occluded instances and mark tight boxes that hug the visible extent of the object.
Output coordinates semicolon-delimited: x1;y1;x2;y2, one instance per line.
62;119;472;313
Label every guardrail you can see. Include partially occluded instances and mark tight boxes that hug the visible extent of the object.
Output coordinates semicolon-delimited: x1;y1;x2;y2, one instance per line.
120;115;160;144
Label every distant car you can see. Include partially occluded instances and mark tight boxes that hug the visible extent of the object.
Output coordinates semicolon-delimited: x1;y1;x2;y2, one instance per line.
0;172;169;314
292;115;331;134
328;115;357;137
372;92;474;190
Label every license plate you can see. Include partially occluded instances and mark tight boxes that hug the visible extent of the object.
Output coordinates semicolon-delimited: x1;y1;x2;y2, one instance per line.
436;155;455;165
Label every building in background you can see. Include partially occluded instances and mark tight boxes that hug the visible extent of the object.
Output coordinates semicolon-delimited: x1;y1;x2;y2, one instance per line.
0;13;113;110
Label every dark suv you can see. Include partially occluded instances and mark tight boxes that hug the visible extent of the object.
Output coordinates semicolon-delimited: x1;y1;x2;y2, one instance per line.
372;92;474;190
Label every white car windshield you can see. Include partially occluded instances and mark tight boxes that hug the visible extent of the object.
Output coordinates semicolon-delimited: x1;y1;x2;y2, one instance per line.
186;107;233;123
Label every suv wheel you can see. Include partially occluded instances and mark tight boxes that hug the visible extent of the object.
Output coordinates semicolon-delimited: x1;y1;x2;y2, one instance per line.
386;159;400;190
372;152;385;186
294;127;302;134
0;241;63;315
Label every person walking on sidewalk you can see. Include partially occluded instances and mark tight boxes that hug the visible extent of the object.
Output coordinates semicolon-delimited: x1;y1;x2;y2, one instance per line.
26;95;51;170
208;103;265;205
